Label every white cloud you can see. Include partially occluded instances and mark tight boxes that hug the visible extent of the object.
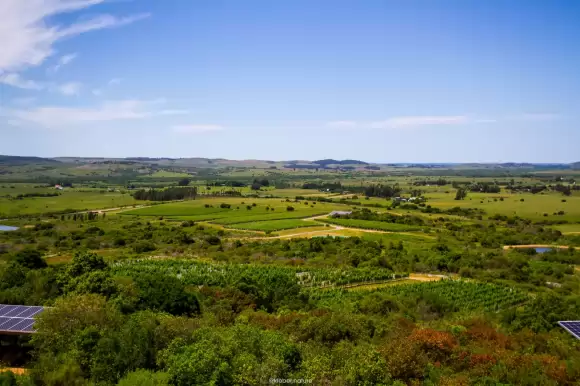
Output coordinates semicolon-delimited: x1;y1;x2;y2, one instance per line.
0;0;149;72
48;53;78;73
473;118;498;123
57;82;82;95
370;115;468;129
0;73;43;90
91;78;122;97
326;121;357;128
9;99;180;128
173;125;224;134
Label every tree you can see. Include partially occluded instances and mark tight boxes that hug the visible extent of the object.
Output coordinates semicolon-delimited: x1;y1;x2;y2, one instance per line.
177;178;191;187
454;188;467;200
13;249;47;270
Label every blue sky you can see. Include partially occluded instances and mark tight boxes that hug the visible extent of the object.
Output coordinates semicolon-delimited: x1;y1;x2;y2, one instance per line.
1;0;579;163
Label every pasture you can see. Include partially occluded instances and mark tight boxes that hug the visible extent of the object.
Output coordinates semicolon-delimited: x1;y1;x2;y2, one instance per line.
223;219;317;231
424;191;580;222
322;218;424;232
121;197;348;224
0;189;142;217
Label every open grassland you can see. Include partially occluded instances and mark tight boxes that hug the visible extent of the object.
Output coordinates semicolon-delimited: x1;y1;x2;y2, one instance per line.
321;217;424;232
224;219;318;231
139;170;193;178
0;190;142;217
121;197;348;223
549;223;580;234
424;191;580;221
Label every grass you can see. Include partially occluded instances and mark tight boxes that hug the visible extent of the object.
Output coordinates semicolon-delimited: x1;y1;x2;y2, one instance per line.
122;197;350;224
0;190;143;217
321;218;424;232
274;226;329;236
550;223;580;233
424;191;580;222
225;219;318;231
139;170;193;178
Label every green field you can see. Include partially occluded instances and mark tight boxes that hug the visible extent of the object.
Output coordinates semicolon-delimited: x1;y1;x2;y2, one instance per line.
424;191;580;222
550;223;580;233
0;190;142;217
121;197;347;224
322;218;424;232
225;219;318;231
139;170;193;178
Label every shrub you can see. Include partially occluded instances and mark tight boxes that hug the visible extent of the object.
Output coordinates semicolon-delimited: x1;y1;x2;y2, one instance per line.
113;238;126;247
286;206;295;211
220;203;231;209
133;241;156;253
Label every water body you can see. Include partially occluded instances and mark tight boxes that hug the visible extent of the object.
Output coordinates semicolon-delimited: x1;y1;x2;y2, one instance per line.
0;225;19;231
535;247;552;253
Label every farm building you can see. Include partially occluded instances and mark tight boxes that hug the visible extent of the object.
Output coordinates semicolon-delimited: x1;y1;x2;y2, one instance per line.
329;210;352;217
54;185;63;190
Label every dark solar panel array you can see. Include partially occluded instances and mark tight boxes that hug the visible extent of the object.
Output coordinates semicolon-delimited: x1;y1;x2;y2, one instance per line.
558;321;580;340
0;304;44;333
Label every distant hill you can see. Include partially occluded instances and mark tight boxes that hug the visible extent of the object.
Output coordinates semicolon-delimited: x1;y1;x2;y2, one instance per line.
313;159;369;167
571;162;580;169
0;155;61;165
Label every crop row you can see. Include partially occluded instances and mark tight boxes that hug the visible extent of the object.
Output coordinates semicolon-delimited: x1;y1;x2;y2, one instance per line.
225;219;319;231
321;218;423;232
310;280;528;312
110;259;408;287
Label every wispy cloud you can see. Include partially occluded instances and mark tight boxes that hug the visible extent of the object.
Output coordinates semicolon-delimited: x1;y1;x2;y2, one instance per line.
0;73;43;90
57;82;82;96
9;99;184;128
92;78;123;96
48;53;78;73
0;0;149;72
370;115;468;129
173;124;224;134
327;115;470;130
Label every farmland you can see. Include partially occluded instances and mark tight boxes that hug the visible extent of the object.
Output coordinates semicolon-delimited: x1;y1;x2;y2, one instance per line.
312;280;529;312
224;219;317;231
321;217;424;232
1;156;580;385
0;189;142;218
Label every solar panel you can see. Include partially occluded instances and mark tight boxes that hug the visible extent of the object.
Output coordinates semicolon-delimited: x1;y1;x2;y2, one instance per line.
558;321;580;340
0;304;45;334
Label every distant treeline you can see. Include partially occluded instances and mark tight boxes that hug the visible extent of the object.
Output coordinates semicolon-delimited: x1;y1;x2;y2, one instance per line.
11;192;61;199
361;184;402;198
133;187;198;201
413;178;449;186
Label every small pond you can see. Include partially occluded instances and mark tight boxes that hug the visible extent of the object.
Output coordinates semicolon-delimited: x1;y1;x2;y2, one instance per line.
535;247;553;253
0;225;19;232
